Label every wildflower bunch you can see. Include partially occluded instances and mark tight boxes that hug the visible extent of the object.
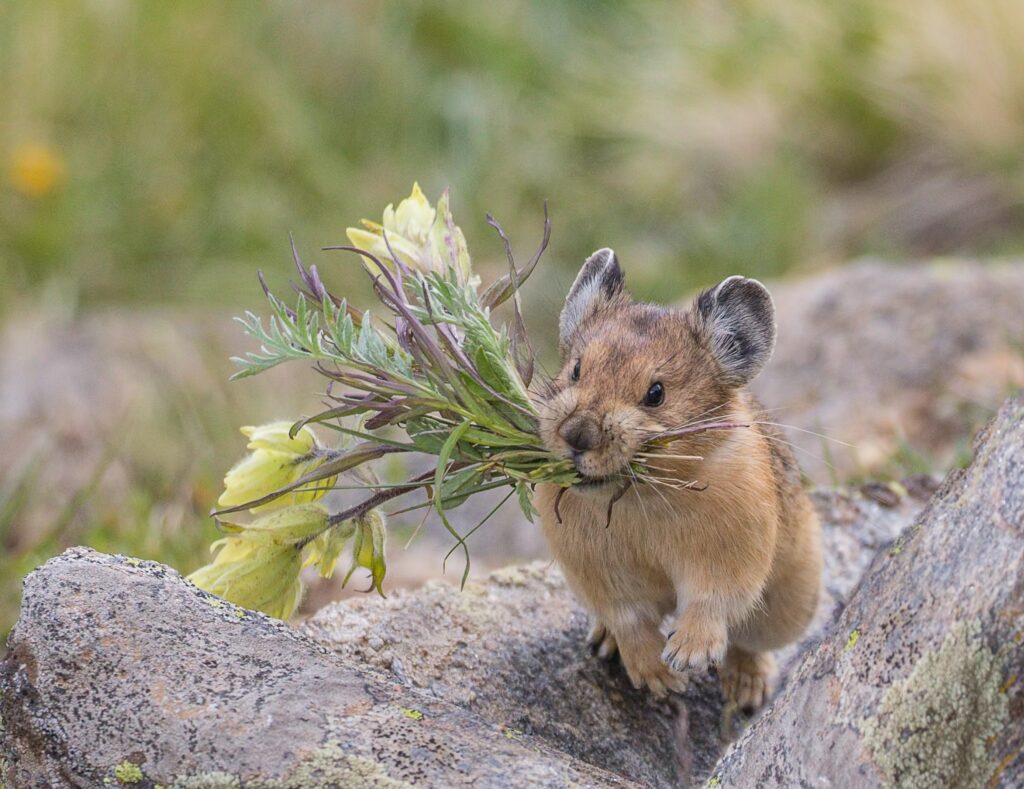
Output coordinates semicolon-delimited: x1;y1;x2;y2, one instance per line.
193;184;572;617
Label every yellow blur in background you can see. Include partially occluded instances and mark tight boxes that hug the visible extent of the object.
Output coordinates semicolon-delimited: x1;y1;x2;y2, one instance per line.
8;143;65;199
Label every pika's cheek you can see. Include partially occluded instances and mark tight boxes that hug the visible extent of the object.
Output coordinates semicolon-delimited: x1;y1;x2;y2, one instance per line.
596;413;646;471
537;390;577;447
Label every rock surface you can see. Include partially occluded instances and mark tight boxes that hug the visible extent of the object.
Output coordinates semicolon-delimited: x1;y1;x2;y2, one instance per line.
0;480;930;787
0;549;634;788
712;395;1024;787
755;259;1024;481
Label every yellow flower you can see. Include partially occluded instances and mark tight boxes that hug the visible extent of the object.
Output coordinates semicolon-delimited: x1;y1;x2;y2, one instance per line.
346;183;478;290
342;508;388;596
8;143;64;198
220;503;332;543
189;540;304;620
385;181;437;245
242;421;317;454
217;422;337;513
188;504;330;619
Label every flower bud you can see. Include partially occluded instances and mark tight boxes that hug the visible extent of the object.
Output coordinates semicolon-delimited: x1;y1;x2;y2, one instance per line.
345;183;478;290
343;509;388;596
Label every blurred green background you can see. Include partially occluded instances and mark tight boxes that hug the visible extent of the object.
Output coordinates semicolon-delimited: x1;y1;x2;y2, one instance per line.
3;0;1024;633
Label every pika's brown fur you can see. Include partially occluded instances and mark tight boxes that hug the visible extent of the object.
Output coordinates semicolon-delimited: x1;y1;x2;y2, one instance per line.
535;249;822;708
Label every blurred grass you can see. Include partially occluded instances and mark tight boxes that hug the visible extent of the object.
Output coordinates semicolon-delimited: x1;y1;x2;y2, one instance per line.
3;0;1024;633
5;1;1024;315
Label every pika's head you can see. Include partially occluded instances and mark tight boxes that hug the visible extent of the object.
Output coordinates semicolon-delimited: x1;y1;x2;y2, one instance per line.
538;248;776;485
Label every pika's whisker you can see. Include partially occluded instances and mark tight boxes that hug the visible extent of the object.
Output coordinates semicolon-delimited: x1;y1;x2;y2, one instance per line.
636;453;704;462
626;464;653;524
758;432;839;472
748;421;857;449
633;468;673;510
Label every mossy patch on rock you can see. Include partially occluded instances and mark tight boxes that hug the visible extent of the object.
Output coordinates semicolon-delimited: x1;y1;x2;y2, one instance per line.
169;743;409;789
173;771;241;788
862;620;1009;788
264;745;411;789
113;760;144;784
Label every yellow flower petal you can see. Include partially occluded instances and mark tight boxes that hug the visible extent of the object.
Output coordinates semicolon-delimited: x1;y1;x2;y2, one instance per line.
242;421;318;454
217;451;299;509
188;539;305;619
218;422;334;513
242;503;329;544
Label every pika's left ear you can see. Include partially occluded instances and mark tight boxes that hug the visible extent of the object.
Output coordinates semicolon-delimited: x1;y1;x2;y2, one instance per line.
694;276;776;386
558;248;626;353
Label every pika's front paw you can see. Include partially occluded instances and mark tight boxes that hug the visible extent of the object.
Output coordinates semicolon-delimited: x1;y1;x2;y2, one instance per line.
661;622;727;673
587;621;619;660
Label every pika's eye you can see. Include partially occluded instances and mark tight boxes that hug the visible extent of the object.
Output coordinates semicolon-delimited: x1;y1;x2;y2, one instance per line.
643;382;664;407
570;359;581;382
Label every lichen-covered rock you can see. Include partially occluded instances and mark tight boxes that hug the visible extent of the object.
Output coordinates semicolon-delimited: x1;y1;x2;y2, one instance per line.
710;395;1024;787
0;480;929;788
0;549;632;788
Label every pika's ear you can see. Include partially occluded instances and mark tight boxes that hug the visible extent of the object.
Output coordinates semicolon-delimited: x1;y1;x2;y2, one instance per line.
694;276;776;386
559;248;625;353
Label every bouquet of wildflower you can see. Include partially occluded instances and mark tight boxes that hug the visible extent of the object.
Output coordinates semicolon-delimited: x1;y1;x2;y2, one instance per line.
189;184;579;617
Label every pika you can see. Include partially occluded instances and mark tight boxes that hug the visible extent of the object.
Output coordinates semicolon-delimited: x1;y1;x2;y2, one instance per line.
535;249;822;709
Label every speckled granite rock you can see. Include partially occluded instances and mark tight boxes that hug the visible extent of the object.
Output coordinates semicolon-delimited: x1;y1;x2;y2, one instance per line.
0;477;931;788
711;395;1024;787
296;481;930;786
0;549;631;788
302;561;707;787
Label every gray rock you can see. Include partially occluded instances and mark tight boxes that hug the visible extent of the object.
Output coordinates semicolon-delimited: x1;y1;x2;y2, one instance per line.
711;395;1024;788
0;550;630;788
754;259;1024;481
302;562;708;787
0;478;929;788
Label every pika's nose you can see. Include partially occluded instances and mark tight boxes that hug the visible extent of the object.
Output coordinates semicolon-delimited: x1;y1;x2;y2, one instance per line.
560;415;601;454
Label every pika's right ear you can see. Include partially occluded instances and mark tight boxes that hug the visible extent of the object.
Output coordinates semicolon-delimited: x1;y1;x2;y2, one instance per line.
559;248;625;353
694;275;776;386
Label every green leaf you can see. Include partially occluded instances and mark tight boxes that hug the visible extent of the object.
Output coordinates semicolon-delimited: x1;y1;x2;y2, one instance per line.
516;481;537;523
438;465;484;510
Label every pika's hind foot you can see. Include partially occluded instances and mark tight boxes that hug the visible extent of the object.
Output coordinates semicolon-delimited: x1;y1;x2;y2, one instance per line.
587;621;618;660
721;647;777;712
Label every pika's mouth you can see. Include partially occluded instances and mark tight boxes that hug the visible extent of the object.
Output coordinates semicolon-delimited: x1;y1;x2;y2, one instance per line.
571;474;619;492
